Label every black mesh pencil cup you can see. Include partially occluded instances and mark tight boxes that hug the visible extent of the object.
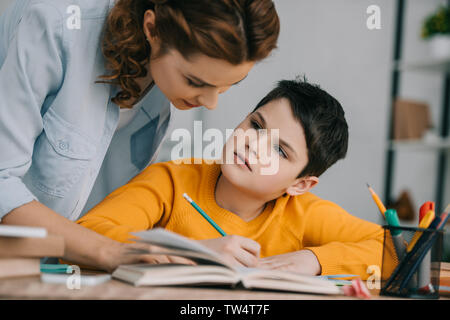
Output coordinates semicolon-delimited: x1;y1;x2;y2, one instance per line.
380;225;443;299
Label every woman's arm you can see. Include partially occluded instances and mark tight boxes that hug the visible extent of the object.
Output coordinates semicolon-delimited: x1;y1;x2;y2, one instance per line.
0;3;64;217
1;200;160;272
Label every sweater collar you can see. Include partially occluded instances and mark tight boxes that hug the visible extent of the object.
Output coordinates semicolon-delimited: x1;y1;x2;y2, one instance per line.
200;162;285;239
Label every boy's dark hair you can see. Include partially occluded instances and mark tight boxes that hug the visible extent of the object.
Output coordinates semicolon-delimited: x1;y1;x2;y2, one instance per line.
252;77;348;178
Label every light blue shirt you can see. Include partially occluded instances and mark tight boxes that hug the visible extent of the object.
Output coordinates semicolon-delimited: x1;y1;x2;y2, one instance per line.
0;0;173;221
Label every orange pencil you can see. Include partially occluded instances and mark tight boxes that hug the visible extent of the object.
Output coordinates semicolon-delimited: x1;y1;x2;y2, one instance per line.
366;183;386;219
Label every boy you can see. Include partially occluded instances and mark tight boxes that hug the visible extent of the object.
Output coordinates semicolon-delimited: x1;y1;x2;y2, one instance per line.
77;78;384;279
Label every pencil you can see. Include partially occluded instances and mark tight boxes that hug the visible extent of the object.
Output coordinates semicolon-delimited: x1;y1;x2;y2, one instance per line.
183;193;227;236
366;183;386;219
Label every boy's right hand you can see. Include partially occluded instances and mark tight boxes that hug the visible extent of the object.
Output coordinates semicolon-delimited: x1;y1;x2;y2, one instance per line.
195;235;261;268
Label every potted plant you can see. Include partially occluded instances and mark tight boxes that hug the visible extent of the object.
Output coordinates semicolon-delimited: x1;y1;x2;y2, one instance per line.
422;6;450;59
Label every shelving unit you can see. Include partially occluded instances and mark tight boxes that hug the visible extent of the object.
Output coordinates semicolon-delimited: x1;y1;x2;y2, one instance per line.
389;137;450;152
384;0;450;216
394;57;450;73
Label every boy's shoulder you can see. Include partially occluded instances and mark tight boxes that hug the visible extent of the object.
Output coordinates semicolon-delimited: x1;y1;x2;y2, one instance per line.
137;158;220;180
290;192;323;207
288;192;346;215
152;158;219;170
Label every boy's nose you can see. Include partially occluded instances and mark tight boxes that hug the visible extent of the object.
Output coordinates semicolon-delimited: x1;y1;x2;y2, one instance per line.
247;132;274;165
246;142;259;163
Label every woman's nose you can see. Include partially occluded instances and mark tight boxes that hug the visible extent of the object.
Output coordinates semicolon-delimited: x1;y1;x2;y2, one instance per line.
198;86;229;110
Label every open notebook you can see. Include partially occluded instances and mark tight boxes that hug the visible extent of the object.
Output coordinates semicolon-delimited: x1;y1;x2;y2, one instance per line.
112;228;342;295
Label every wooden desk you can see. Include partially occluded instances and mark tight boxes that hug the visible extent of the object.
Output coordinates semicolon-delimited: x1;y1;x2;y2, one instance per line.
0;275;400;300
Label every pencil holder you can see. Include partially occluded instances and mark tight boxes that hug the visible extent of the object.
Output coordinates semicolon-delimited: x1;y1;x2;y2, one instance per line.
380;225;443;299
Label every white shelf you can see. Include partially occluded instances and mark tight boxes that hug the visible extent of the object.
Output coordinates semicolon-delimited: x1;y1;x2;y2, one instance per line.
389;137;450;152
394;57;450;73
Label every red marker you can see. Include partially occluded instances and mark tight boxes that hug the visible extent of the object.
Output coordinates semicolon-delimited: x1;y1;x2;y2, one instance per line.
419;201;434;223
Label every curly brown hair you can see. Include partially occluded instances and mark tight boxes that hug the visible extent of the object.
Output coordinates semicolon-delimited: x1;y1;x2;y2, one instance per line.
96;0;280;108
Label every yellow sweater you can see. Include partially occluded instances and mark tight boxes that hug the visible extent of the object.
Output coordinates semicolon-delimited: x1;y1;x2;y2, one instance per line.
77;159;385;279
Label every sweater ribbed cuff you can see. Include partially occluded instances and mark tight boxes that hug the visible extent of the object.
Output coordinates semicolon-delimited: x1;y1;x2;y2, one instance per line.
305;246;353;277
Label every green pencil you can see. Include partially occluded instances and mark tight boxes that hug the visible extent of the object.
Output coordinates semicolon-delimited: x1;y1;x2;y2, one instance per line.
183;193;227;236
40;264;72;274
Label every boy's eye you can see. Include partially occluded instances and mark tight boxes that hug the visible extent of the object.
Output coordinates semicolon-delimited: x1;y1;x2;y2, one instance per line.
275;145;288;159
186;78;204;88
250;118;287;158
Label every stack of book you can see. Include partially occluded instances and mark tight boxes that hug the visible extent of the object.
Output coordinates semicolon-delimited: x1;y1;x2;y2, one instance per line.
440;262;450;296
0;225;64;279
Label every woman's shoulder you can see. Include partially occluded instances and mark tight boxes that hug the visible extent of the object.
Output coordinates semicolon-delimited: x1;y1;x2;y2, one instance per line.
23;0;113;19
3;0;113;44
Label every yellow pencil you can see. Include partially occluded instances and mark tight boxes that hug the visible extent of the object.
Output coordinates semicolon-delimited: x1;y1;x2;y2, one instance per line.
406;210;435;253
366;183;386;219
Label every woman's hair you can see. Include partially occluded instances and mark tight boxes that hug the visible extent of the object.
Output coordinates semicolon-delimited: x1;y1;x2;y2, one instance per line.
96;0;280;108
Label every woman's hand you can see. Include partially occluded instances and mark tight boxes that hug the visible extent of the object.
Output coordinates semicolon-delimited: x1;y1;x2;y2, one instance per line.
196;235;261;268
97;241;196;273
100;235;261;272
257;250;322;276
2;201;195;273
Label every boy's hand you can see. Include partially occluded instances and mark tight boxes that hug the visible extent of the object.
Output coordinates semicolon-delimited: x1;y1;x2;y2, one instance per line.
196;235;261;268
257;250;322;276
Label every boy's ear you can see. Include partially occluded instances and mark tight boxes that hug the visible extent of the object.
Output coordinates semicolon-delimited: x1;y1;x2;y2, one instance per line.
285;176;319;196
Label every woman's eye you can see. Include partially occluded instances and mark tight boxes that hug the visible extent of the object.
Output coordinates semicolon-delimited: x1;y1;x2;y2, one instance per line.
250;119;261;129
275;145;287;158
187;78;204;88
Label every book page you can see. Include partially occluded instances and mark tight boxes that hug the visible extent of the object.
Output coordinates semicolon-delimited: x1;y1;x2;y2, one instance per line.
113;264;240;287
0;225;47;238
233;267;342;294
126;246;231;267
235;267;339;288
131;228;234;268
241;277;342;295
132;228;218;255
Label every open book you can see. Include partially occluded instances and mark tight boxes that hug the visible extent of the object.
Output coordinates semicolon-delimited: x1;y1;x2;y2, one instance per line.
112;228;342;295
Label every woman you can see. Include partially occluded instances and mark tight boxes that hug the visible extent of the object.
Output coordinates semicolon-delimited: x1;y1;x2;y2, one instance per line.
0;0;279;271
